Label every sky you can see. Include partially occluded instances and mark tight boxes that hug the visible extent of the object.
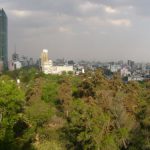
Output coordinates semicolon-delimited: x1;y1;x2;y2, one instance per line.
1;0;150;62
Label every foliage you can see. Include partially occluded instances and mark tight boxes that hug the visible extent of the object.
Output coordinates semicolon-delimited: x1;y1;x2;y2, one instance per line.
0;69;150;150
0;75;25;149
41;79;59;104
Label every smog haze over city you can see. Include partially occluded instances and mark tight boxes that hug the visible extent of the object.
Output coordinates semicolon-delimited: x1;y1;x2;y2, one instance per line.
1;0;150;61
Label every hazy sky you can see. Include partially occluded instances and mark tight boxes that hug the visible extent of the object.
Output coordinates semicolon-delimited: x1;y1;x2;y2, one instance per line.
1;0;150;61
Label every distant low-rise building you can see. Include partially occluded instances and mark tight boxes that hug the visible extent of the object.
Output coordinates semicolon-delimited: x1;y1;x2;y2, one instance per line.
128;76;144;81
13;61;22;69
74;64;85;75
120;67;131;77
109;64;121;73
9;60;22;70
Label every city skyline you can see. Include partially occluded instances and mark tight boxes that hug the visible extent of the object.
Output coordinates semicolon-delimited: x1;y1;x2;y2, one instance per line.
1;0;150;62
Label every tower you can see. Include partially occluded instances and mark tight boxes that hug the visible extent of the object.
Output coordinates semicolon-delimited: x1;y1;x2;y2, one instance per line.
0;8;8;70
40;49;53;74
41;49;49;65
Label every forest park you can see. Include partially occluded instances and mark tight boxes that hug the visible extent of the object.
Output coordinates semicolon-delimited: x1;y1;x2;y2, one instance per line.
0;68;150;150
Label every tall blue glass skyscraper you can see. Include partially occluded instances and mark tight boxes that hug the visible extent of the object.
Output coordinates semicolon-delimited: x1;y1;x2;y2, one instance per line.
0;8;8;70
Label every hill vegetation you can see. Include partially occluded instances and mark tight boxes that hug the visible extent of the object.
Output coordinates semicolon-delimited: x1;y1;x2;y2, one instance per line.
0;68;150;150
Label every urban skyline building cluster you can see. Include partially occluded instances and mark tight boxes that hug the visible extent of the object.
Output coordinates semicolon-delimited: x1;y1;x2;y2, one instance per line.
0;8;150;80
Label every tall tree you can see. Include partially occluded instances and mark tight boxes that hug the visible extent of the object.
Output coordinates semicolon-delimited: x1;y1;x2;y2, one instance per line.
0;75;25;149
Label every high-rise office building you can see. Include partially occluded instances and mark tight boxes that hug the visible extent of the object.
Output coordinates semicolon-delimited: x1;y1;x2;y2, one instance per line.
0;8;8;70
128;60;135;68
41;49;49;65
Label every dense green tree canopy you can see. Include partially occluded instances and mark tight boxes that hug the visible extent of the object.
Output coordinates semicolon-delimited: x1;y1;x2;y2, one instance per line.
0;68;150;150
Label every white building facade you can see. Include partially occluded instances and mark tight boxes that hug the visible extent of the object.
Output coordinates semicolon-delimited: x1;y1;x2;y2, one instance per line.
120;67;131;77
41;49;74;74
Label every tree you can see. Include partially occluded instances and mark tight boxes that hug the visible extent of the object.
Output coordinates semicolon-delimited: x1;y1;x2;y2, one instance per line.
63;99;115;150
58;77;72;117
0;75;25;149
41;80;59;105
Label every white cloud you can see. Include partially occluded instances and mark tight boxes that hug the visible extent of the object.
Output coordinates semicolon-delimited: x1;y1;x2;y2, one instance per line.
76;16;105;27
108;19;131;26
11;10;31;17
76;16;131;28
58;26;72;33
104;6;118;14
79;1;100;12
